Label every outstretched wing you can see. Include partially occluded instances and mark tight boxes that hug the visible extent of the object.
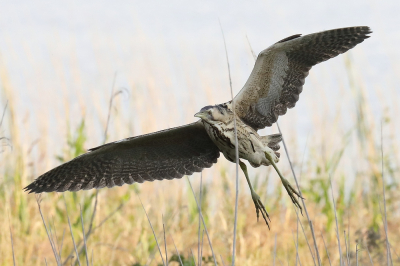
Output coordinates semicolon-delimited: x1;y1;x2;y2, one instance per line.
233;26;371;130
24;121;220;193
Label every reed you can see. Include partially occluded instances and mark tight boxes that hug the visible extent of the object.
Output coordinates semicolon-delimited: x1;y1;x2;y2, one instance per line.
0;30;398;265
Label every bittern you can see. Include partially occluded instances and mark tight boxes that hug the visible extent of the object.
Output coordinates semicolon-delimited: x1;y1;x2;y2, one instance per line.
25;26;371;227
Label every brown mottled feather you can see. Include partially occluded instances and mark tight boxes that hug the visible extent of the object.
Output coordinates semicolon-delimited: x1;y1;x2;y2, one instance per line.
24;121;220;193
234;26;372;130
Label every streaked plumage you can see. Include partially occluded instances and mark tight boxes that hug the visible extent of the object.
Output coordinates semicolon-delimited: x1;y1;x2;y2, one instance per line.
25;121;220;192
25;26;371;226
199;103;281;167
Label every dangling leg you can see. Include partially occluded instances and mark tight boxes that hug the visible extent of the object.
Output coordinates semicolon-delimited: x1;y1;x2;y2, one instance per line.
264;150;303;213
239;160;271;228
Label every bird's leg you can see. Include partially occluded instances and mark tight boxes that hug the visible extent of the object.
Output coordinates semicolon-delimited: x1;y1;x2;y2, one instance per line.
264;150;303;213
239;160;270;228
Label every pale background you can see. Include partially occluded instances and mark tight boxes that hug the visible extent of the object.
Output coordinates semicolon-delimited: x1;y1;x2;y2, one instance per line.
0;1;399;264
0;0;399;185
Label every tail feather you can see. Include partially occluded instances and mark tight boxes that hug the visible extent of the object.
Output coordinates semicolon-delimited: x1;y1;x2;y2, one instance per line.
255;133;282;167
261;133;282;151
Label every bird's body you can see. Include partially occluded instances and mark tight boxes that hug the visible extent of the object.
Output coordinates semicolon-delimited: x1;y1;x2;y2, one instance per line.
25;26;372;227
199;103;280;168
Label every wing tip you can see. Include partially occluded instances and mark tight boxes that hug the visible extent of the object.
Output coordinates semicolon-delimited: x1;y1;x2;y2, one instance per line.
356;26;373;37
24;172;60;194
23;182;41;194
336;26;372;38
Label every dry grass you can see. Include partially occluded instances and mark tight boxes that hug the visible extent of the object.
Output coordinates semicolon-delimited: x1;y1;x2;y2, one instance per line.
0;32;399;266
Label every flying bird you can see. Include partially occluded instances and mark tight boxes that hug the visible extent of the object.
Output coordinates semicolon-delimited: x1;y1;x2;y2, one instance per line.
25;26;371;227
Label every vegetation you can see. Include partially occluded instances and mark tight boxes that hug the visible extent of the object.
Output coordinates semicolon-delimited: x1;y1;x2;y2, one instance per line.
0;42;399;265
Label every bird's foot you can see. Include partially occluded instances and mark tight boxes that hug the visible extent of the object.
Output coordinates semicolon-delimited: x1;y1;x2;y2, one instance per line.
281;178;303;214
251;191;271;229
264;150;304;214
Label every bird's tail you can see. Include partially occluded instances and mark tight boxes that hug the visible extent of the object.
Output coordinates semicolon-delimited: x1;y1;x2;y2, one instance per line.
261;133;282;157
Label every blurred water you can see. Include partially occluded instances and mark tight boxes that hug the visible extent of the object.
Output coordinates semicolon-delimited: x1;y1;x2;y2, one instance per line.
0;0;399;165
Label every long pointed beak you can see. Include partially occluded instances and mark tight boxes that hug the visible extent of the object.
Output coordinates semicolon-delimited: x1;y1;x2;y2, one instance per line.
194;112;206;119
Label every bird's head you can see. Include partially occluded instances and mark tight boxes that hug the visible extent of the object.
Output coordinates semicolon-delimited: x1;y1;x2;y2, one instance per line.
194;104;232;124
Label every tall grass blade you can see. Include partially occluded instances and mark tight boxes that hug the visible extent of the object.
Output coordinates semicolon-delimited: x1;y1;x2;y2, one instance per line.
366;246;374;266
292;231;301;266
273;233;277;266
389;242;400;262
63;195;81;266
298;255;303;266
190;249;197;266
245;35;256;60
51;216;61;261
0;100;6;126
344;231;349;266
87;192;98;236
8;212;16;266
220;255;227;266
381;122;392;266
0;100;10;151
330;175;343;266
162;215;168;266
348;219;351;266
218;19;239;266
296;219;299;266
198;173;203;266
36;196;61;265
47;218;59;261
356;244;359;266
321;232;332;266
295;209;316;266
297;137;309;266
171;235;184;266
79;205;90;266
104;71;118;143
91;203;124;231
187;177;217;265
60;229;65;261
276;122;321;266
309;221;321;265
138;196;165;266
108;234;121;266
200;229;205;266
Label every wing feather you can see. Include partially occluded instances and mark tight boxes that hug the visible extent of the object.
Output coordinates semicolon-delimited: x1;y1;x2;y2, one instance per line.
24;121;220;193
233;26;371;130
